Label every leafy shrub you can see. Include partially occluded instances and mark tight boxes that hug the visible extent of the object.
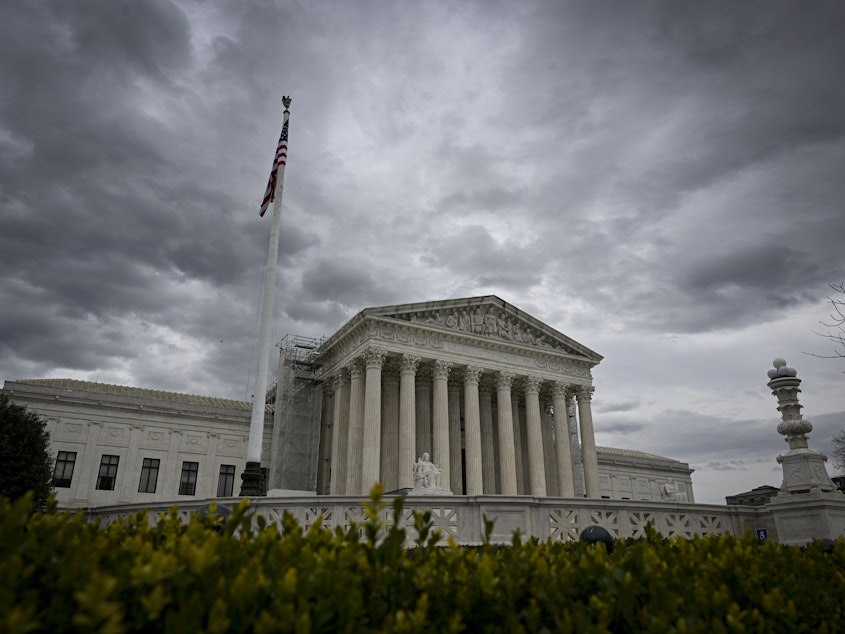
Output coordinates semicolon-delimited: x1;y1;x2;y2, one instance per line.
2;487;844;633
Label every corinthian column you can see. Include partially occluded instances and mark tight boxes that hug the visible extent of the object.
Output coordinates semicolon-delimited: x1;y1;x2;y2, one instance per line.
496;372;517;495
479;387;496;493
381;368;400;493
415;368;432;456
346;360;366;495
432;359;452;491
541;399;559;496
463;366;484;495
512;396;526;494
330;371;350;494
577;385;600;498
448;380;463;494
362;348;386;493
398;355;419;489
524;376;547;496
317;382;334;495
553;381;575;497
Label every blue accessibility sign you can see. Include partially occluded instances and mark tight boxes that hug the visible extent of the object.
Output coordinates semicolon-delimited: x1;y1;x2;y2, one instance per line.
756;528;768;542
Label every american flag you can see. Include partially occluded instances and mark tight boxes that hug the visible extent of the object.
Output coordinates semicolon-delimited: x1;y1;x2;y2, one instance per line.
259;118;289;217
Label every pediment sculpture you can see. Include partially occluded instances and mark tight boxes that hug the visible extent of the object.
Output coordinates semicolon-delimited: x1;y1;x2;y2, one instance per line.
386;304;578;355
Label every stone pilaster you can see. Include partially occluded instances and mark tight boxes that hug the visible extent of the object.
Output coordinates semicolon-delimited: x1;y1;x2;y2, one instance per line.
463;366;484;496
447;380;463;494
381;368;400;493
362;348;386;493
330;371;350;494
346;360;366;495
398;355;420;489
576;385;600;498
202;433;220;497
479;386;496;493
164;430;183;497
553;381;576;497
119;424;144;502
524;376;547;497
495;372;517;495
432;359;452;492
74;421;102;503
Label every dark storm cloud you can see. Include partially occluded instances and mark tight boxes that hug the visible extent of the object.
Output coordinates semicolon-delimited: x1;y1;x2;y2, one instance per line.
299;258;400;311
1;0;844;463
421;225;544;292
594;401;641;414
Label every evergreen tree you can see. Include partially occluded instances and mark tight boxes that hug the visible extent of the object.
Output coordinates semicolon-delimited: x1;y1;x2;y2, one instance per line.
0;394;53;510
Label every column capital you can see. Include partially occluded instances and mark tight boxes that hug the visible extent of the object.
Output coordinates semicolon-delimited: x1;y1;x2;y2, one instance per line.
432;359;452;379
464;365;483;384
552;380;570;398
400;354;421;374
575;384;595;402
524;376;542;394
349;359;365;380
333;370;350;390
496;371;514;390
364;347;387;370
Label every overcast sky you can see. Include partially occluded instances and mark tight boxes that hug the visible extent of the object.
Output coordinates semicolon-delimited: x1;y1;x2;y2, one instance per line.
2;1;844;503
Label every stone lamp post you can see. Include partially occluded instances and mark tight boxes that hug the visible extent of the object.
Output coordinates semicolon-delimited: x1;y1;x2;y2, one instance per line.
767;358;836;495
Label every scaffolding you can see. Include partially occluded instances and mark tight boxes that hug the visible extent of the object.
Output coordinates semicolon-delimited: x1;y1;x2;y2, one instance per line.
268;335;327;492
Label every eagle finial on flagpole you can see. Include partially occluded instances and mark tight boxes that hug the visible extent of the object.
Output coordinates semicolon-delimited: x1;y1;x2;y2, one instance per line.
282;95;292;111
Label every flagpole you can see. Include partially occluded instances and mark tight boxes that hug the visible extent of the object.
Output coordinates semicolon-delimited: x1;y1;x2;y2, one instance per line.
240;96;291;496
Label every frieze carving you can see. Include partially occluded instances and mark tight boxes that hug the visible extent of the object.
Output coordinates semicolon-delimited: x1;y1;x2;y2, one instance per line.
390;305;579;354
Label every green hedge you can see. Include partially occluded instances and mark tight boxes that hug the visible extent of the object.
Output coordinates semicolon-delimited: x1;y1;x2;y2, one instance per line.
2;488;844;633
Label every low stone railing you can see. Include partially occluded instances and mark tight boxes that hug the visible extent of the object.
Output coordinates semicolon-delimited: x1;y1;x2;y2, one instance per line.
86;494;767;545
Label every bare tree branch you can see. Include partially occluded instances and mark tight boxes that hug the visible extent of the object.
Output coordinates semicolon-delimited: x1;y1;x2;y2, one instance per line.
806;283;845;366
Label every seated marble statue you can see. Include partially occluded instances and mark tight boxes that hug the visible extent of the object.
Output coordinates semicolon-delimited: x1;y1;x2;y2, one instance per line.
413;452;441;489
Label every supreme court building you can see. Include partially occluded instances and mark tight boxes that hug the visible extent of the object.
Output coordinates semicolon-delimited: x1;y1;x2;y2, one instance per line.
279;296;693;502
3;296;695;508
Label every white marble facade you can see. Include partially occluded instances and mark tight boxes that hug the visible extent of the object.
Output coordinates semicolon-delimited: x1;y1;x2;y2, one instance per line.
2;379;260;509
316;296;608;498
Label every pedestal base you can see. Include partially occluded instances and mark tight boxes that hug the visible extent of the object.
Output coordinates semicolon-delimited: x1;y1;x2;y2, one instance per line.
239;461;266;497
777;449;837;495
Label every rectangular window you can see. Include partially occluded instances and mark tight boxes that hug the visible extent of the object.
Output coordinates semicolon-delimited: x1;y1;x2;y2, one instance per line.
178;461;199;495
138;458;160;493
53;451;77;488
96;455;120;491
217;464;236;497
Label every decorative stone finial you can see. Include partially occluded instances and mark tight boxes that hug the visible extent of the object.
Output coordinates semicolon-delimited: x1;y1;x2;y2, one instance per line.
282;95;292;110
765;358;836;495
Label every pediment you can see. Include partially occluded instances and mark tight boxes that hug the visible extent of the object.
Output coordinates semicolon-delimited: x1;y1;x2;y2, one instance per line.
361;296;602;362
